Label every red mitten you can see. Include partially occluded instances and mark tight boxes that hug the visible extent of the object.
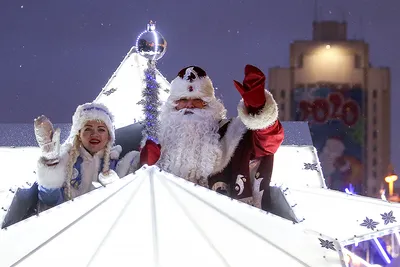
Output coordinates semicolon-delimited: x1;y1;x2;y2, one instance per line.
140;140;161;167
233;65;266;114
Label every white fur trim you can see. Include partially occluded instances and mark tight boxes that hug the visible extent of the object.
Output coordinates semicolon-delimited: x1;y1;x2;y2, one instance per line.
212;117;248;174
116;150;140;177
69;102;115;144
237;90;278;130
98;169;119;186
169;75;215;102
110;145;122;160
36;144;71;189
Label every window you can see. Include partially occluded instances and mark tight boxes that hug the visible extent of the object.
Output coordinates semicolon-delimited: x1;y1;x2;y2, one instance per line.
280;90;286;99
372;158;377;166
297;54;304;68
373;171;377;179
373;90;377;98
373;130;378;139
373;102;377;112
354;54;361;68
373;116;377;125
280;103;285;111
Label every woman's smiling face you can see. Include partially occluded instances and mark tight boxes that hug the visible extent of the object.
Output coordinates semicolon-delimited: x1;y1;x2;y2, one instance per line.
79;120;109;155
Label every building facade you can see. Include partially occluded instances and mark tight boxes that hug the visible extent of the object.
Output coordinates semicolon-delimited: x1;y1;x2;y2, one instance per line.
269;21;390;196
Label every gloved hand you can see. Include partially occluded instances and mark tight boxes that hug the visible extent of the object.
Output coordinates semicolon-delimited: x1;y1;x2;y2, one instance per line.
98;170;119;186
140;140;161;167
34;115;61;164
233;64;267;114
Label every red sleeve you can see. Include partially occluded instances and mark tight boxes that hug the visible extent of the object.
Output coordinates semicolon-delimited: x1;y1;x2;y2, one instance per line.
252;120;284;158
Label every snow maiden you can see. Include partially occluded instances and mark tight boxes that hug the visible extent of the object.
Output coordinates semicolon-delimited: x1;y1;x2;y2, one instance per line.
35;102;139;208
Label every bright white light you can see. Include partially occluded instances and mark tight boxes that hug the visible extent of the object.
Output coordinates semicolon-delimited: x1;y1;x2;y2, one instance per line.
373;237;391;264
381;190;387;201
325;44;331;49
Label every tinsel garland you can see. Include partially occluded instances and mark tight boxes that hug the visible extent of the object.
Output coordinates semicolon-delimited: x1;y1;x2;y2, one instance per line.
141;60;161;144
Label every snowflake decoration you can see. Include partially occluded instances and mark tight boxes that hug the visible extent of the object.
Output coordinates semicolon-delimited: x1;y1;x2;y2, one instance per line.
360;217;379;230
304;163;318;171
103;88;117;96
318;238;336;251
381;211;396;225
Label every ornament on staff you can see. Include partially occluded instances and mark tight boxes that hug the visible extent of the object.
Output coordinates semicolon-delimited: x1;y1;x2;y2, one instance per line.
136;20;167;146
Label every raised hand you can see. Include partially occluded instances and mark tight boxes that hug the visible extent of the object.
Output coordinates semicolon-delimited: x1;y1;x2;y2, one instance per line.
233;65;267;112
34;115;61;162
34;115;54;147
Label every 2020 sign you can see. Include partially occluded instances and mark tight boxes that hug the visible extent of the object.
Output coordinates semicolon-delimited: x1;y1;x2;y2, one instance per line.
298;92;360;126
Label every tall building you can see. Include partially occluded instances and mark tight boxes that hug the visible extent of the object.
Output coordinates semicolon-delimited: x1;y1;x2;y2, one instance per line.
269;21;391;196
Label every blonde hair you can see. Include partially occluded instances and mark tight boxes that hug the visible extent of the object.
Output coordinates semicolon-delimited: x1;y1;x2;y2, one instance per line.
63;134;112;201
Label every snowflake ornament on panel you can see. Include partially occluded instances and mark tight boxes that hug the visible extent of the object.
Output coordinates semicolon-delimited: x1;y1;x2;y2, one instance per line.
318;238;336;251
103;88;117;96
304;162;318;171
381;211;396;225
360;217;379;230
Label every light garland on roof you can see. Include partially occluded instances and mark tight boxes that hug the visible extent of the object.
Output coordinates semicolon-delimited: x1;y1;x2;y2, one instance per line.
141;63;161;144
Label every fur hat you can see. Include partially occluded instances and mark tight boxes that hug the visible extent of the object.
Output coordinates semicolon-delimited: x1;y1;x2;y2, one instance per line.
168;66;216;103
69;102;115;144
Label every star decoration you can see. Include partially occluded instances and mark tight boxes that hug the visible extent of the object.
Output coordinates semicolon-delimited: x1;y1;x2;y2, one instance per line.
318;238;336;251
103;88;117;96
304;163;318;171
381;211;396;225
360;217;379;230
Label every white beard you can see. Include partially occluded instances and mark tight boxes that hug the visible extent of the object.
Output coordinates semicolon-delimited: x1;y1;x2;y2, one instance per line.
157;102;226;186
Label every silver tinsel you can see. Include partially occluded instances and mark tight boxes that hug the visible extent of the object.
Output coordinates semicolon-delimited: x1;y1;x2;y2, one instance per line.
141;60;161;145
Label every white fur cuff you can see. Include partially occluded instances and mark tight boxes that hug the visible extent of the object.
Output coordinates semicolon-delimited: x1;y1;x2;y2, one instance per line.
116;150;140;177
36;158;67;189
98;170;119;186
237;90;278;130
110;145;122;160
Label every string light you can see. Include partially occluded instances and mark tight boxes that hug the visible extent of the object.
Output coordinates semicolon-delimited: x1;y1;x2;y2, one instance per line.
141;61;161;144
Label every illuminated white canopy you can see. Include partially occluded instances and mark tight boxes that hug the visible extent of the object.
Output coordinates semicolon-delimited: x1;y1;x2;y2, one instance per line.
0;166;342;267
94;46;170;129
289;185;400;246
272;145;327;189
0;147;39;204
270;142;400;265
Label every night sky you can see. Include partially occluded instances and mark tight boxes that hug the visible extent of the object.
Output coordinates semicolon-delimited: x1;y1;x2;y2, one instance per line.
1;1;399;170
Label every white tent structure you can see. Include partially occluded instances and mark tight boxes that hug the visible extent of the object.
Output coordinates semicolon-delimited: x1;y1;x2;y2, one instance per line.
1;45;400;265
94;46;170;129
0;166;343;267
269;139;400;266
